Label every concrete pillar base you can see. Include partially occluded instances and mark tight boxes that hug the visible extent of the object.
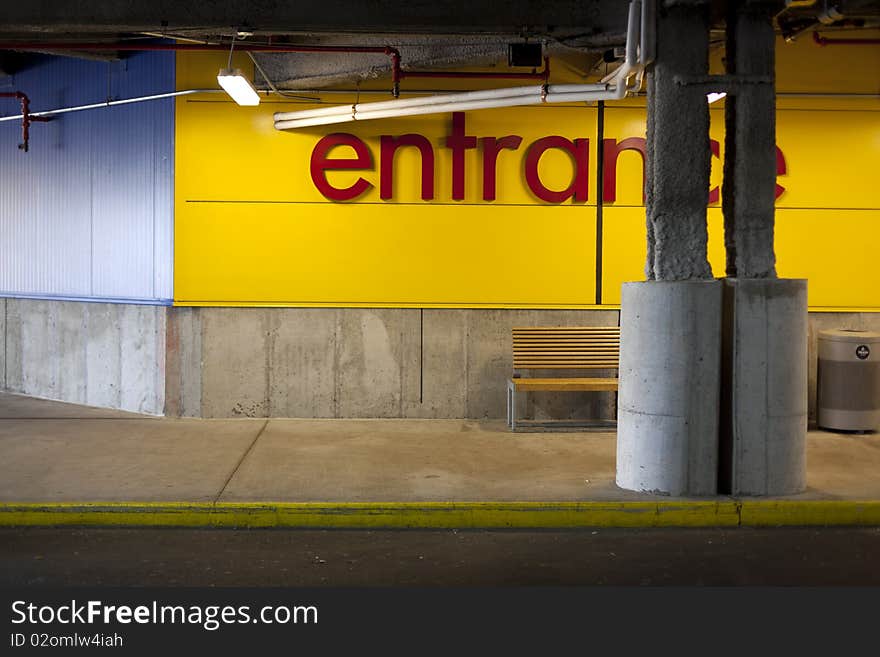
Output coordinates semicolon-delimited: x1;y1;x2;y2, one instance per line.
616;280;722;496
721;278;808;496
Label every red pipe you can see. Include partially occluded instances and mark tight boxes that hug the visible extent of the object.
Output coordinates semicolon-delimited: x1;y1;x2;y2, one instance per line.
0;91;50;152
813;31;880;46
400;56;550;83
0;41;553;96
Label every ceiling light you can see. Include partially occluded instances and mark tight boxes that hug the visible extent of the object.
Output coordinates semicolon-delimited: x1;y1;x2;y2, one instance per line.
707;92;727;104
217;68;260;106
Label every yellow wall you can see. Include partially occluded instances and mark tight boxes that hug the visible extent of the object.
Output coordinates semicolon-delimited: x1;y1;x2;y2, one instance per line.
175;36;880;309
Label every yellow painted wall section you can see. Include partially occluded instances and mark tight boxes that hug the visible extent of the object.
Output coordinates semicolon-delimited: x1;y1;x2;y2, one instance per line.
177;53;600;306
176;38;880;309
601;104;880;308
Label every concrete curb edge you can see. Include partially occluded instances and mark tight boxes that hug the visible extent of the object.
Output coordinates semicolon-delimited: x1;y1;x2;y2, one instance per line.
1;501;879;528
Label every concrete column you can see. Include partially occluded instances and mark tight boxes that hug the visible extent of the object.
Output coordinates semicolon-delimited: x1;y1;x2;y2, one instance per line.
617;281;722;496
720;279;807;495
617;2;721;496
722;3;777;278
645;1;713;281
718;5;807;495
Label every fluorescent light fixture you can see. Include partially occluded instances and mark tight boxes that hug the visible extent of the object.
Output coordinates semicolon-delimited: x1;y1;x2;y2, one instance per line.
217;68;260;106
707;92;727;104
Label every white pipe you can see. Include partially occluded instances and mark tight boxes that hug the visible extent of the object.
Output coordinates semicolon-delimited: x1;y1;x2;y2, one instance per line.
273;87;614;130
601;0;641;85
274;82;629;132
546;84;609;94
0;89;219;123
275;95;545;129
625;0;640;66
273;82;610;126
640;0;656;67
274;85;545;122
274;0;647;130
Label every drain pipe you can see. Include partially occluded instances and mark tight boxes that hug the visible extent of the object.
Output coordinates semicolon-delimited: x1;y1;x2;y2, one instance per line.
275;0;647;130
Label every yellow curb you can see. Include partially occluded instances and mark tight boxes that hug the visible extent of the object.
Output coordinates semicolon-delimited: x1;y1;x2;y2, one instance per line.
212;502;740;529
0;501;739;528
2;500;879;528
739;500;880;527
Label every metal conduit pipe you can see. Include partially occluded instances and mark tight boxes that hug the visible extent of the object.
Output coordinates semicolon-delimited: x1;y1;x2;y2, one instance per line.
273;81;617;129
275;0;646;130
0;89;221;124
275;87;615;129
279;84;548;121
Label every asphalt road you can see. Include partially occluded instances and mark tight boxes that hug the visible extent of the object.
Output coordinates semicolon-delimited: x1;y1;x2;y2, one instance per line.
3;527;880;586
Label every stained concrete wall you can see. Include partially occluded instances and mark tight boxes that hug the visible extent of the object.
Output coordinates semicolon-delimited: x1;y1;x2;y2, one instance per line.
3;300;875;421
165;308;620;419
1;298;6;391
165;308;878;420
1;298;166;414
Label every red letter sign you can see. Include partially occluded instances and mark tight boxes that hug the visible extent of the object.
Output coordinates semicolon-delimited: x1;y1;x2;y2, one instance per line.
310;133;374;201
602;137;646;203
775;146;786;199
380;134;435;200
446;112;478;200
481;136;523;201
524;136;589;203
708;142;786;203
709;139;721;204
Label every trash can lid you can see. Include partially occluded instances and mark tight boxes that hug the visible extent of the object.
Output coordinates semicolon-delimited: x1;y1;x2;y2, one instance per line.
818;329;880;343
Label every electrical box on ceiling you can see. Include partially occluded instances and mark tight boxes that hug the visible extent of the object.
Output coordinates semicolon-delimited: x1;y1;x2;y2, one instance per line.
508;43;543;68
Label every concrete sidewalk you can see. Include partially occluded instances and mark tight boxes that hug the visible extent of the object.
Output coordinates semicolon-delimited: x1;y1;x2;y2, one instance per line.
2;392;880;528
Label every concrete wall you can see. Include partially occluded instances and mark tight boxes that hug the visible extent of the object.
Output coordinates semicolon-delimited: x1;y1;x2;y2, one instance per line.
165;308;620;419
4;301;875;421
165;307;879;421
1;298;6;391
2;299;167;414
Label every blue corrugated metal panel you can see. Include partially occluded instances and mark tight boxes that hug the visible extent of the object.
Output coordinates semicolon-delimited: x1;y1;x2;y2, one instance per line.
0;51;174;302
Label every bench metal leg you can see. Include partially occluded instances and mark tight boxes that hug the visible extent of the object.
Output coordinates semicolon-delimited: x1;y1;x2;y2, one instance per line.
507;380;517;431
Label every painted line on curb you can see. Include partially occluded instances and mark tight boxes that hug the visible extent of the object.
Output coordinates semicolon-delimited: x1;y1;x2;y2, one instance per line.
1;500;879;528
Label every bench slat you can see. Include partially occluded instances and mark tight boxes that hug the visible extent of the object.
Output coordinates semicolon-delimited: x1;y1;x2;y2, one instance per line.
513;327;620;331
516;357;619;361
513;332;619;336
511;378;619;391
513;326;619;371
513;341;620;350
513;361;620;370
514;352;619;356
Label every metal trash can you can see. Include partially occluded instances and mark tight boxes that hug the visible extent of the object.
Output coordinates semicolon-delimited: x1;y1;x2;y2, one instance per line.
817;329;880;431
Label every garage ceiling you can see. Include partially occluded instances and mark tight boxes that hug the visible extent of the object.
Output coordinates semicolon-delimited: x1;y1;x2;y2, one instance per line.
0;1;877;88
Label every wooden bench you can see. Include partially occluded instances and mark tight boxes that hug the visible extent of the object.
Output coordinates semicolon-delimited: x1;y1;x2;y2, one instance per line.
507;326;620;431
